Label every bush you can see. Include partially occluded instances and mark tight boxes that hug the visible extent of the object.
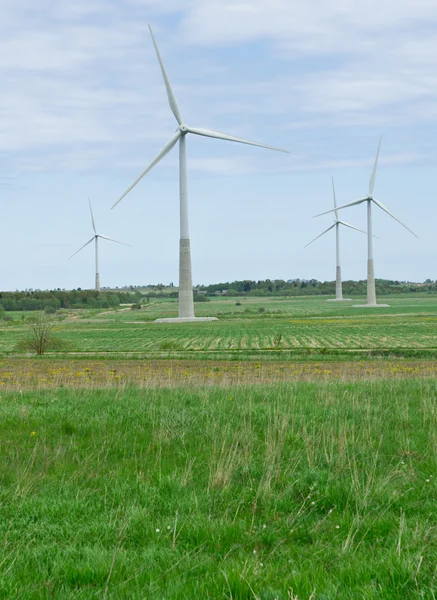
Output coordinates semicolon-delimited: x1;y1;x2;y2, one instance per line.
159;340;183;350
193;294;210;302
16;312;71;355
258;307;265;313
273;332;283;348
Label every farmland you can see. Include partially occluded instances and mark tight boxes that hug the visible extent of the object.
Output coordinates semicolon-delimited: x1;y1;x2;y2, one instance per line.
1;293;437;598
1;295;437;362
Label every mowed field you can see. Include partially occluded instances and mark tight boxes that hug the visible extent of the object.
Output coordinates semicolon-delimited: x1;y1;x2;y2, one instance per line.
1;294;437;598
1;295;437;362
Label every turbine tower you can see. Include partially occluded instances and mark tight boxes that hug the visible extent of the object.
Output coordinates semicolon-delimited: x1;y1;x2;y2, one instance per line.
305;177;366;301
112;25;288;323
314;139;417;307
70;199;131;291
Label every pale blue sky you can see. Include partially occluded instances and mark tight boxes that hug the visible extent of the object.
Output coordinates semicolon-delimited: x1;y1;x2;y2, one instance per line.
1;0;436;290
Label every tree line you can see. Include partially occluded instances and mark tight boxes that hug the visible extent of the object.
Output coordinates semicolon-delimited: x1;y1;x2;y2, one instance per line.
0;289;143;312
195;278;437;297
0;278;435;313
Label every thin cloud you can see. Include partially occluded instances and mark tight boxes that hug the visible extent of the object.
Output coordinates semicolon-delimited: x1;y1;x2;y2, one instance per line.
0;0;436;178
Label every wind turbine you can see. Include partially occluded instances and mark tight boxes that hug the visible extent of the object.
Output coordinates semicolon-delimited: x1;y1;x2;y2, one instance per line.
305;177;367;301
314;139;417;307
112;25;288;323
70;199;131;291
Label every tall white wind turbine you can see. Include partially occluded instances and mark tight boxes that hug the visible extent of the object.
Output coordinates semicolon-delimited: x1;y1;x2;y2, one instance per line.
70;199;131;291
314;139;417;307
305;178;367;301
112;25;288;323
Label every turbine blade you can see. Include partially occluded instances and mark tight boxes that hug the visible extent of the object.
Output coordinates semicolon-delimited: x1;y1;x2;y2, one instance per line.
332;176;339;220
339;221;380;239
69;236;95;259
372;198;418;237
88;198;96;234
98;234;133;248
112;131;181;209
186;126;289;153
304;223;336;248
369;136;382;196
148;24;183;125
313;197;367;218
338;221;367;235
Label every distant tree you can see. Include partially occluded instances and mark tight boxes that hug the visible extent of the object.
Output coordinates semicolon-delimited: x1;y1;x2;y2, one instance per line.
17;312;70;355
21;312;56;355
273;332;283;348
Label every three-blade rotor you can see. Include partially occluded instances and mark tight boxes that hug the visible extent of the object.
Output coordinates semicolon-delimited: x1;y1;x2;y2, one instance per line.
305;177;368;247
313;140;417;238
70;200;132;258
112;25;288;210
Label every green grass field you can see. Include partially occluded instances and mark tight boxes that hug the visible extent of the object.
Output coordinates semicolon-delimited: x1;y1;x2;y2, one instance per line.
1;294;437;598
1;380;437;599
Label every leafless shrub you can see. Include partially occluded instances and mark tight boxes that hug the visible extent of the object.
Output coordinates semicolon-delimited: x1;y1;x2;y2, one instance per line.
17;312;70;355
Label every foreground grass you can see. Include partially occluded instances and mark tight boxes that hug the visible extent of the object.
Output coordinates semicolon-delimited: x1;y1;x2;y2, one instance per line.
1;381;437;598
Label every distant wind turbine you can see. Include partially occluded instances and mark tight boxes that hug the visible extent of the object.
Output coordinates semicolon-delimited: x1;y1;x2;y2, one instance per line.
112;24;288;323
70;199;131;291
305;177;367;301
314;139;417;307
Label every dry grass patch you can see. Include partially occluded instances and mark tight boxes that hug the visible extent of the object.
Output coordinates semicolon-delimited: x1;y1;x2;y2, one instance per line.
1;358;437;390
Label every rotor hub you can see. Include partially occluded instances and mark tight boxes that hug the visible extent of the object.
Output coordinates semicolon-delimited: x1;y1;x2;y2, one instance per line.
179;124;188;134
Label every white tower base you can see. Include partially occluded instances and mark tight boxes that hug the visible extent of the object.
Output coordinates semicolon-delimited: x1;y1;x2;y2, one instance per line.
353;258;389;307
178;238;195;318
154;238;219;323
327;266;352;301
